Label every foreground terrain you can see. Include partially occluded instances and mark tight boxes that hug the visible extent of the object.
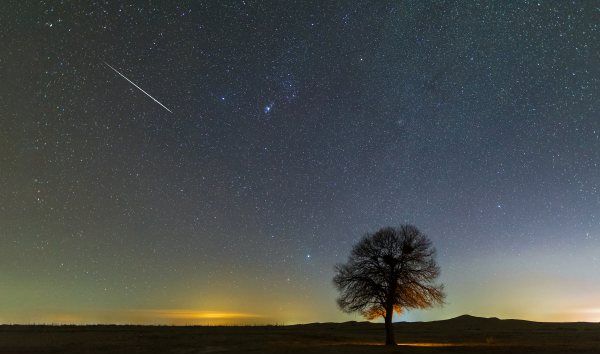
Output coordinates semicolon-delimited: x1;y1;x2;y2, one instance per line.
1;315;599;353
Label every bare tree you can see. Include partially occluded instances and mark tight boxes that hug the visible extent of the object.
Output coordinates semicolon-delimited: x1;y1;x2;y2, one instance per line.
333;225;445;346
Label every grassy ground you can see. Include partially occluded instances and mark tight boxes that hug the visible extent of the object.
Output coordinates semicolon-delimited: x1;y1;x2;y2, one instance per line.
1;315;599;353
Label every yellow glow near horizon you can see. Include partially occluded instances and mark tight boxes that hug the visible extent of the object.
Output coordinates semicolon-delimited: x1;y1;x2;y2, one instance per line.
398;343;462;347
0;309;267;325
141;309;262;320
3;245;599;325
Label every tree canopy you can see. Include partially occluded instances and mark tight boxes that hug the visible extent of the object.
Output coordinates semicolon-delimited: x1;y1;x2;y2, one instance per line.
333;225;445;345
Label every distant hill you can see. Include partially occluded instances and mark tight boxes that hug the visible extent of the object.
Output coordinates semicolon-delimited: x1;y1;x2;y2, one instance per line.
291;314;598;330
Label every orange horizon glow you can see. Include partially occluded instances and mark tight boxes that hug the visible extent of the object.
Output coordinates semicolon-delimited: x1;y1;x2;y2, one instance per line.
138;309;263;320
3;308;600;326
0;309;269;326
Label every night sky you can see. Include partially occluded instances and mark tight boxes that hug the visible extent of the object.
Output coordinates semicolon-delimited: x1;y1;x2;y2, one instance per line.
1;1;599;325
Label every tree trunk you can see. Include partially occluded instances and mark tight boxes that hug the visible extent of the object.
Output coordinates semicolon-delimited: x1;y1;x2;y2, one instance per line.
384;308;396;346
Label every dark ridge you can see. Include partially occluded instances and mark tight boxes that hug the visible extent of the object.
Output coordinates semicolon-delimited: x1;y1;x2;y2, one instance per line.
445;314;501;322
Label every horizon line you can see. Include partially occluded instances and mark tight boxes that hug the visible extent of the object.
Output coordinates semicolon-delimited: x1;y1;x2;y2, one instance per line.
2;314;599;326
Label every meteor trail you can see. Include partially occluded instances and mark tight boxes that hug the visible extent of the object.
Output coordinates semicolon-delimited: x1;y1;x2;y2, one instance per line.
104;62;173;113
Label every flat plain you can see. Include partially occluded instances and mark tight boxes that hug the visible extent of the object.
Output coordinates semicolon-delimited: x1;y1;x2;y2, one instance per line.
2;315;599;353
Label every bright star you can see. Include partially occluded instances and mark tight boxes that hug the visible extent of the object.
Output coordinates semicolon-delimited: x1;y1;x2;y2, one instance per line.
264;102;274;114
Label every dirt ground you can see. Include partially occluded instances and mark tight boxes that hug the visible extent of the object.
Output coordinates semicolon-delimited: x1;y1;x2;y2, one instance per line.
1;315;599;353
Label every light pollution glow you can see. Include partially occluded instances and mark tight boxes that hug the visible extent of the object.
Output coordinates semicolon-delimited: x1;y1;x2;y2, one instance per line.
0;310;263;326
2;241;599;325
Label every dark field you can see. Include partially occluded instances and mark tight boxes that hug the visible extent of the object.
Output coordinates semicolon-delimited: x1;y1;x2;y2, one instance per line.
2;315;599;353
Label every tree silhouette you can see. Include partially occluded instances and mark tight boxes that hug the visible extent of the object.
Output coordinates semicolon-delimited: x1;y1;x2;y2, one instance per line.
333;225;445;346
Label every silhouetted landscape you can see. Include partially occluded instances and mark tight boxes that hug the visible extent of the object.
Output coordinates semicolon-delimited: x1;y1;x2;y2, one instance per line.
2;315;600;353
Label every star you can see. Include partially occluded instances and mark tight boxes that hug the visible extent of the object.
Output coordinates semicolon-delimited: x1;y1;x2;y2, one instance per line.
264;102;274;114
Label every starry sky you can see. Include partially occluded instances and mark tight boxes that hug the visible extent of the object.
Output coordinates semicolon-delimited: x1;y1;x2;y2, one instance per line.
1;1;599;325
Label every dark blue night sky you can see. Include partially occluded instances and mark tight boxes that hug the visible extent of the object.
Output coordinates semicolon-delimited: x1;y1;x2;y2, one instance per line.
1;1;599;324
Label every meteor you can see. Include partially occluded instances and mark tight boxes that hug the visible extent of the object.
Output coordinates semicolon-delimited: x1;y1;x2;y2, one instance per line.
104;62;173;114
